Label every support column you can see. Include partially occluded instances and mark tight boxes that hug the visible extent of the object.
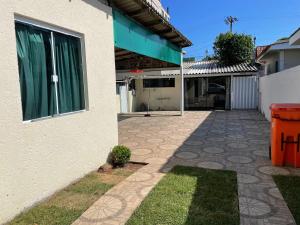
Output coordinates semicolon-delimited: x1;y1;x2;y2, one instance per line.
180;52;184;116
230;75;233;110
279;50;285;71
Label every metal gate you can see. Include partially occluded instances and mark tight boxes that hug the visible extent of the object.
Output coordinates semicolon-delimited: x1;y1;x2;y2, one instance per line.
185;77;231;110
231;76;258;109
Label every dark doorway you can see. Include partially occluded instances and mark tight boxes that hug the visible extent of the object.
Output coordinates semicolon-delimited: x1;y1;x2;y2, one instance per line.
184;77;230;110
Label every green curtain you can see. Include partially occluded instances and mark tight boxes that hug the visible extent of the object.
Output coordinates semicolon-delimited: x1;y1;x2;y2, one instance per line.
54;33;85;114
15;23;56;120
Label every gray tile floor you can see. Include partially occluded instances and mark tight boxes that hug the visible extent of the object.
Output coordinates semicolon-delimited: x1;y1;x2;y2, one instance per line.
73;111;298;225
119;111;297;225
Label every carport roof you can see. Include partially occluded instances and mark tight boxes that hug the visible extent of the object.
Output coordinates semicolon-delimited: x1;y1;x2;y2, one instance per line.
116;60;259;79
156;60;258;77
181;60;258;75
110;0;192;48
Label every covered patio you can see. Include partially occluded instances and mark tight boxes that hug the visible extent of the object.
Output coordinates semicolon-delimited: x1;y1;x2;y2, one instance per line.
111;0;192;115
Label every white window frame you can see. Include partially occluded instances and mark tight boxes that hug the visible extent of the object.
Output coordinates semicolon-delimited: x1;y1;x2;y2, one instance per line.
15;16;88;123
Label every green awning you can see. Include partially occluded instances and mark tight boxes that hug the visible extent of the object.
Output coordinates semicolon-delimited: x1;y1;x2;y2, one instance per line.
113;9;182;65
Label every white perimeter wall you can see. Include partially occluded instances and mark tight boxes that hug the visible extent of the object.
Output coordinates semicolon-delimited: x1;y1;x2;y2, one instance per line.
260;65;300;121
0;1;117;223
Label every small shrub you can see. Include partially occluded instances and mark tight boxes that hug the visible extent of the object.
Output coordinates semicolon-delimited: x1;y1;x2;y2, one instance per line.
111;145;131;167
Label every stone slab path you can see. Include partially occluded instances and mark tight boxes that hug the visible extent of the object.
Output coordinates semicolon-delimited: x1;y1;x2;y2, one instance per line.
73;111;300;225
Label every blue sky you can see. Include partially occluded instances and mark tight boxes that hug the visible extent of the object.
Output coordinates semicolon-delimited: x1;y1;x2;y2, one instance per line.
162;0;300;59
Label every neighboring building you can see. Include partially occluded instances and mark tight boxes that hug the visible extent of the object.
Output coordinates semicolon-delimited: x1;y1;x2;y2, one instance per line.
0;0;190;223
290;27;300;45
257;31;300;76
146;0;170;21
259;27;300;120
259;29;300;121
117;60;259;111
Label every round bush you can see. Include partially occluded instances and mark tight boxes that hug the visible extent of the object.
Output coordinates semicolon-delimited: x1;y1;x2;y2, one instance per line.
111;145;131;167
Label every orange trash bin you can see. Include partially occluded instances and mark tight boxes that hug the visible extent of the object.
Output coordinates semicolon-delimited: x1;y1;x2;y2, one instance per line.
270;104;300;168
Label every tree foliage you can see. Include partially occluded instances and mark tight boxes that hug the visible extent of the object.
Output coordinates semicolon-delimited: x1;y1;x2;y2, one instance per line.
213;32;254;66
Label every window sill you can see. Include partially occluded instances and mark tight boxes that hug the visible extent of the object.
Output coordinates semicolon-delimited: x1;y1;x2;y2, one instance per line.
23;110;87;124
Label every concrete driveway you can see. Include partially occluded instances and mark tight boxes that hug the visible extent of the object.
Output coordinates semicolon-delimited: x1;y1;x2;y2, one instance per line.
118;111;299;225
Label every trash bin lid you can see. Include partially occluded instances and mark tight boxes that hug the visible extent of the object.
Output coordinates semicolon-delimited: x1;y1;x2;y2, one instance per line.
270;104;300;111
270;104;300;120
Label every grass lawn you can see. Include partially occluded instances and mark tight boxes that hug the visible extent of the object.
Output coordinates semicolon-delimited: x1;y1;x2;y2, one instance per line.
126;166;239;225
9;164;142;225
273;175;300;224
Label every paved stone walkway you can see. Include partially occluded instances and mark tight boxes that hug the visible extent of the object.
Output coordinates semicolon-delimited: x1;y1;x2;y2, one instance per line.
73;111;300;225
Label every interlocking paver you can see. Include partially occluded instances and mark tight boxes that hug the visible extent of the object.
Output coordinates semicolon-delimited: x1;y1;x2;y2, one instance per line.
73;111;298;225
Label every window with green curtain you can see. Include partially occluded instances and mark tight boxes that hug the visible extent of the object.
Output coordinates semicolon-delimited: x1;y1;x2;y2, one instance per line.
15;21;85;121
55;33;85;114
15;23;55;121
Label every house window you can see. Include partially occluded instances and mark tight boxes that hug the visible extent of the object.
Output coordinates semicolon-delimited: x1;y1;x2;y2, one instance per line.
15;21;85;121
143;78;175;88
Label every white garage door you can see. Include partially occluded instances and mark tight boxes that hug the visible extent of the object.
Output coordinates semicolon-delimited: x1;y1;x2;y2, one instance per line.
231;76;258;109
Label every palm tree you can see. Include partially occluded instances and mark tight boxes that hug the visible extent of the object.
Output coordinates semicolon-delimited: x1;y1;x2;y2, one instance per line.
225;16;238;33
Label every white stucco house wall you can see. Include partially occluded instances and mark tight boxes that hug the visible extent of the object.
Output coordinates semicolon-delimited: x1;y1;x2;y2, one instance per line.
0;0;118;223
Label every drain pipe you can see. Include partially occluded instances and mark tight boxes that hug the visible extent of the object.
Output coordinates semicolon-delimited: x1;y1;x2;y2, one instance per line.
180;51;186;116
